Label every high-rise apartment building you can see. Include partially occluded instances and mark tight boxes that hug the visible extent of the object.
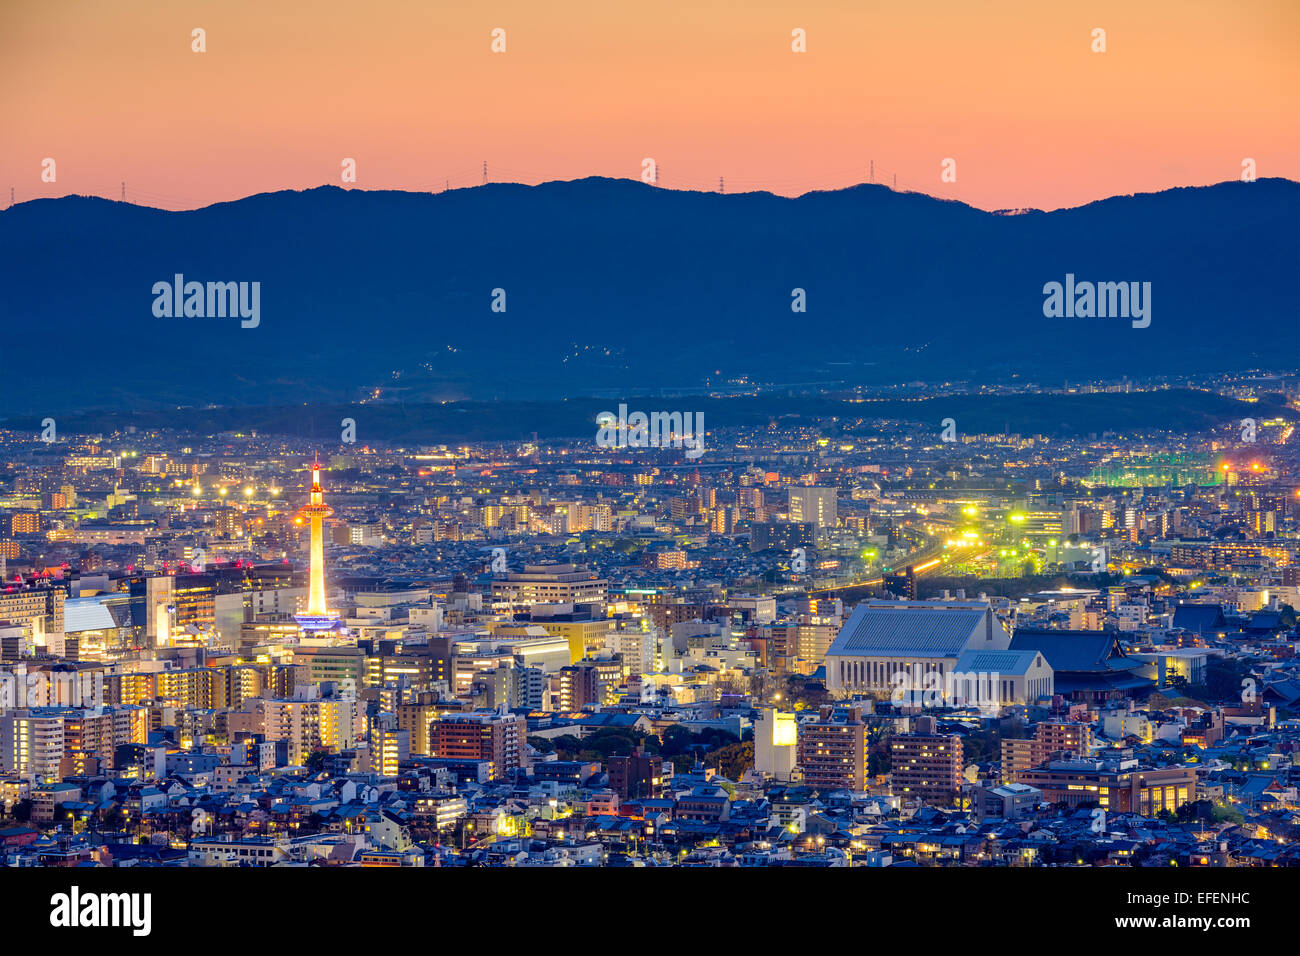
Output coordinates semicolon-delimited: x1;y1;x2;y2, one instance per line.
246;693;356;765
1002;721;1095;782
433;710;524;780
788;487;837;529
890;716;963;807
797;703;870;791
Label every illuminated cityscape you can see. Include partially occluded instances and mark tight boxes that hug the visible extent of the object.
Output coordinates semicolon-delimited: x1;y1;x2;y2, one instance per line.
1;0;1295;937
0;368;1297;877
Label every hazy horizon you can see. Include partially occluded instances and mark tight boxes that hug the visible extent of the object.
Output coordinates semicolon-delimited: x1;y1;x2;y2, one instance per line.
8;173;1299;216
4;0;1297;213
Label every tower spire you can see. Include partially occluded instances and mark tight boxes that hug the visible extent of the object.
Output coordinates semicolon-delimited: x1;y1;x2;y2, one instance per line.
295;458;340;633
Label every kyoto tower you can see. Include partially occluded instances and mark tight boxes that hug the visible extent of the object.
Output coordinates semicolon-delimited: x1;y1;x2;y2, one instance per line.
294;459;341;632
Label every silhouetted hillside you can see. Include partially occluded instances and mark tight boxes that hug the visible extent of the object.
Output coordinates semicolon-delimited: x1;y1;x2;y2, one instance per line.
1;177;1296;416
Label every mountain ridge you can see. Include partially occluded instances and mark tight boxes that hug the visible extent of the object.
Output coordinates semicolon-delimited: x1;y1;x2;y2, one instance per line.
1;177;1296;417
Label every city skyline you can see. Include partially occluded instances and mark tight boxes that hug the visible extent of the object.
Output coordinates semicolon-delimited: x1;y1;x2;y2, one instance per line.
1;0;1295;926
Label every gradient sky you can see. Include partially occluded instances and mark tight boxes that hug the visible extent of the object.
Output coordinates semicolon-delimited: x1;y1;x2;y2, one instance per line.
3;0;1298;211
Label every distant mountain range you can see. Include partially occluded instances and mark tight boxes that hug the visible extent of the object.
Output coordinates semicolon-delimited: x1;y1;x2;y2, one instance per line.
1;177;1296;417
2;390;1287;444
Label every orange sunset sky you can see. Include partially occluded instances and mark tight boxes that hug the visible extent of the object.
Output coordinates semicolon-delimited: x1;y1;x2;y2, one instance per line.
3;0;1298;211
